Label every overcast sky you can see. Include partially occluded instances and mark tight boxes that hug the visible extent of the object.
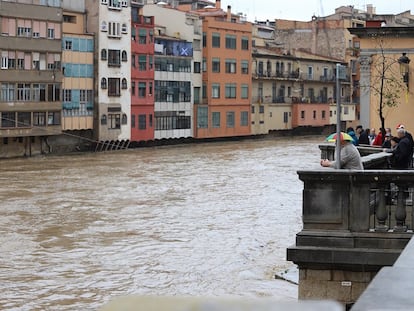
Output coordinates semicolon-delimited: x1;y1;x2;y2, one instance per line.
219;0;414;22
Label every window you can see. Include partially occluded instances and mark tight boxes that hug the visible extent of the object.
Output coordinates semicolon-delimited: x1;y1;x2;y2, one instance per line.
225;34;236;49
63;89;72;102
301;110;305;119
194;61;201;73
48;28;55;39
108;22;121;38
241;60;249;74
2;112;15;127
203;32;207;47
212;83;220;98
138;82;146;97
1;83;15;101
1;52;8;69
101;49;107;60
240;111;248;126
121;23;127;34
212;33;220;48
108;78;120;96
33;112;46;126
225;83;236;99
131;81;136;96
108;0;121;9
225;59;236;74
32;84;45;101
313;110;316;119
101;21;107;32
197;106;208;128
63;15;76;23
121;0;128;7
241;36;249;50
17;83;31;101
138;55;146;71
121;78;127;89
8;52;16;69
17;112;31;127
241;84;249;99
212;58;220;73
194;87;200;104
307;66;313;80
64;40;73;50
322;110;326;119
101;78;107;89
108;114;121;129
48;111;61;125
149;82;153;96
199;57;208;73
139;29;146;44
259;106;264;114
131;114;135;128
226;111;235;128
121;50;127;62
138;114;146;130
212;111;220;128
108;50;121;66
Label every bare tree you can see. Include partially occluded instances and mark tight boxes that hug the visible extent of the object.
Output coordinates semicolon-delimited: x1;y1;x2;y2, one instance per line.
362;39;409;142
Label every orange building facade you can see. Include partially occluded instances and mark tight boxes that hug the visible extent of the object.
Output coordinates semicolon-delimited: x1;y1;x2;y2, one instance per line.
193;6;252;139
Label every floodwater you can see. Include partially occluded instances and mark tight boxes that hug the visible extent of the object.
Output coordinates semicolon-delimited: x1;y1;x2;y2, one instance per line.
0;136;323;311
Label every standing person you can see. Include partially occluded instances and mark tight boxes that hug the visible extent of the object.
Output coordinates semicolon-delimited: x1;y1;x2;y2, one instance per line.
384;136;400;168
320;136;363;169
382;133;392;149
392;128;412;169
356;125;364;139
346;127;359;146
396;124;414;167
358;128;371;145
369;128;377;145
372;128;384;147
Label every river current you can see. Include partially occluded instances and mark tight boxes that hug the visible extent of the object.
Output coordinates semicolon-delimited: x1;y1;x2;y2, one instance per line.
0;136;323;310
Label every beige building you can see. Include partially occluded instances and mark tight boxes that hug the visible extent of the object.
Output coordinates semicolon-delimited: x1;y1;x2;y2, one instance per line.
251;44;353;135
350;26;414;132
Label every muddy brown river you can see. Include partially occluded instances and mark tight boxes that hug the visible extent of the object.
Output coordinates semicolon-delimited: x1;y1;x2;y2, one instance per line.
0;136;323;310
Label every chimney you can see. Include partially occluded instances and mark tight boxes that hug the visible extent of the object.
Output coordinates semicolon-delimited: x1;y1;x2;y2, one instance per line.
215;0;221;9
227;5;231;21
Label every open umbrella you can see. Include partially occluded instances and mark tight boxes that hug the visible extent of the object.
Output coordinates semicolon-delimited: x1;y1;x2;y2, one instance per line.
326;132;353;142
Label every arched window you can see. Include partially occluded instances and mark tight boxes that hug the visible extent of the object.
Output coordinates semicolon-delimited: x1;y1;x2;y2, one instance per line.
101;114;107;125
121;78;128;89
101;49;107;60
101;21;107;32
101;78;107;89
121;23;128;34
121;50;127;62
122;113;127;125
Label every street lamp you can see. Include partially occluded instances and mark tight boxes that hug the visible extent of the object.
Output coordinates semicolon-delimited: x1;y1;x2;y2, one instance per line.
398;52;410;89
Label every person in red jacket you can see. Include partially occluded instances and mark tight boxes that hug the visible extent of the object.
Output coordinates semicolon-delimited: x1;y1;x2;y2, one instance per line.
372;128;383;146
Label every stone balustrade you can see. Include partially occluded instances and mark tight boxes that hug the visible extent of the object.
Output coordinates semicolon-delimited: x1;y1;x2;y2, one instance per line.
287;167;414;307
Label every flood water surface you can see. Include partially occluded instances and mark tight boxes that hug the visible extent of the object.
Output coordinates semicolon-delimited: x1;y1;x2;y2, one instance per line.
0;136;323;310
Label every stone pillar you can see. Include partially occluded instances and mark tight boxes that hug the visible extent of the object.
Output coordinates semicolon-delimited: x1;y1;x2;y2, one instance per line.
358;54;372;128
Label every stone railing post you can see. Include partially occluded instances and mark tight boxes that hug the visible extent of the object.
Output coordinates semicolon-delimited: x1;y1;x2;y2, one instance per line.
394;182;408;232
375;183;388;232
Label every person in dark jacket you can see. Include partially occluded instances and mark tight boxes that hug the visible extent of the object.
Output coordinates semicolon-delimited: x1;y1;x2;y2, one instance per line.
358;128;370;145
392;129;412;169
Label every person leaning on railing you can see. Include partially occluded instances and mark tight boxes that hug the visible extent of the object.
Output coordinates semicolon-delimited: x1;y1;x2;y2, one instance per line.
320;137;364;170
